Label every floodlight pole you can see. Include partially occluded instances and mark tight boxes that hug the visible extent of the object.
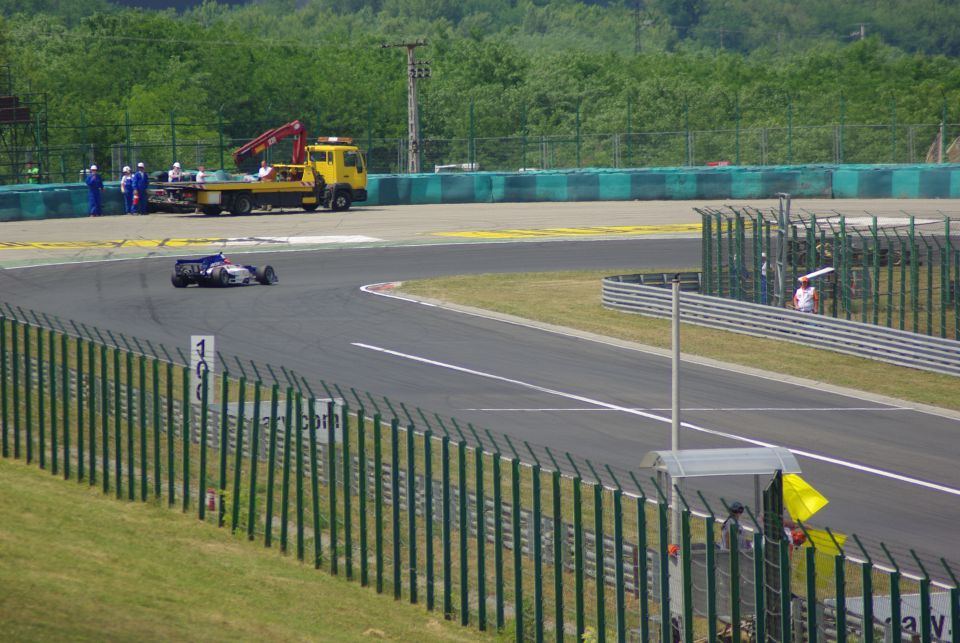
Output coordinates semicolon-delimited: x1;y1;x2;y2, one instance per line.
671;275;682;543
381;40;430;174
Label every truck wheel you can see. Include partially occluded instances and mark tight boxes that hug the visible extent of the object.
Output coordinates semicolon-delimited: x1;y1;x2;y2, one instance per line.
201;205;222;216
331;190;351;212
301;202;319;212
231;193;253;215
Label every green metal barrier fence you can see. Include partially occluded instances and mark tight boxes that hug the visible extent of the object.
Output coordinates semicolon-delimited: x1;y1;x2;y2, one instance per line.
2;308;958;642
699;207;959;340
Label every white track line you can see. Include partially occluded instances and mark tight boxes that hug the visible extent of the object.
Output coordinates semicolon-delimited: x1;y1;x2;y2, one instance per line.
352;341;960;497
463;406;907;412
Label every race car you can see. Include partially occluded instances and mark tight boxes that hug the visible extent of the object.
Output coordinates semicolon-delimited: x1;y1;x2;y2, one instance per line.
171;253;277;288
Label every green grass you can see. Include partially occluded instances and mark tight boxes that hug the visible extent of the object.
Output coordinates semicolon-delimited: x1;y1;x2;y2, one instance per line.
0;458;489;643
400;270;960;412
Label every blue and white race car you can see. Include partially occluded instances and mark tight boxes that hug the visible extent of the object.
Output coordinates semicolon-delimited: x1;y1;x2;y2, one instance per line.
171;252;278;288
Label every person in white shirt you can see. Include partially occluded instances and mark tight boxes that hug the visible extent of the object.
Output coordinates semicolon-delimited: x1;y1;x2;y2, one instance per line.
195;165;207;182
793;276;819;313
257;160;274;181
169;161;182;182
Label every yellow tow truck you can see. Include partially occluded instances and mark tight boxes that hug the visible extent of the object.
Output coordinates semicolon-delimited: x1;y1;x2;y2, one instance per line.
150;131;368;215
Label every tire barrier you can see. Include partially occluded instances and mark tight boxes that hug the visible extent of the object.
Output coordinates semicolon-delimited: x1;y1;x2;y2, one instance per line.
3;163;960;221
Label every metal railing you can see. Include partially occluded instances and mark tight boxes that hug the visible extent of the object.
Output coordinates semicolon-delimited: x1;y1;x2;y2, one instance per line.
602;275;960;377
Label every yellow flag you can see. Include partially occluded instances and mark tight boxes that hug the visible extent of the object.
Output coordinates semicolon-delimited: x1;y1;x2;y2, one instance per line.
783;473;829;522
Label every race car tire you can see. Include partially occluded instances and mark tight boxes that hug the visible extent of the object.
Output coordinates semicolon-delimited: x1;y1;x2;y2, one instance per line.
331;190;351;212
255;265;277;285
171;273;189;288
201;205;222;216
231;193;253;216
212;266;231;287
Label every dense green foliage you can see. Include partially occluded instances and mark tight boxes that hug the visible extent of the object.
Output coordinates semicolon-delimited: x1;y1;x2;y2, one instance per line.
2;0;960;170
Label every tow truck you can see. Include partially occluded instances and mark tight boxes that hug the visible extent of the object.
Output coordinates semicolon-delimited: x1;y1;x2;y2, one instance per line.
149;120;368;215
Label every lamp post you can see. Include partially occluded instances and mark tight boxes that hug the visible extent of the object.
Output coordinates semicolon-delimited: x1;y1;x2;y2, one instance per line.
671;274;682;543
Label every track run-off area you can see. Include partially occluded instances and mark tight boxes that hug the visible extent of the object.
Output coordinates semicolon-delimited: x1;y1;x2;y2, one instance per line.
1;198;958;573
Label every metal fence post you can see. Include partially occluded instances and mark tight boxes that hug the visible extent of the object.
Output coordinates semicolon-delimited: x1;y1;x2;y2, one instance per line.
101;345;110;494
75;334;86;482
327;398;340;571
459;440;469;625
61;334;69;480
658;497;670;643
595;482;606;643
247;381;261;541
374;413;384;593
390;417;400;596
165;361;173;505
512;458;523;642
681;506;692;643
343;406;353;579
125;351;133;498
281;391;294;552
180;365;190;511
232;377;246;532
264;383;279;546
37;329;45;470
553;470;565;643
149;357;163;498
138;355;147;500
49;330;58;473
218;374;229;524
25;324;33;465
308;396;321;567
614;489;626;643
494;450;505;630
637;496;650;643
533;464;543;641
358;409;368;584
295;393;304;561
110;348;119;495
476;443;487;630
574;476;585;640
442;433;452;617
407;423;417;602
1;316;7;460
424;428;434;608
87;342;95;485
198;369;209;519
806;546;818;643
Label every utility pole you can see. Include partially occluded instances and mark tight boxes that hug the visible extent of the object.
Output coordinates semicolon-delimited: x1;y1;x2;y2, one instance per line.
381;40;430;173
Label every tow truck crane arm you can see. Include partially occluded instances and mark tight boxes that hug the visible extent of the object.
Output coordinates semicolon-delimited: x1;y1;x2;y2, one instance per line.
231;119;308;167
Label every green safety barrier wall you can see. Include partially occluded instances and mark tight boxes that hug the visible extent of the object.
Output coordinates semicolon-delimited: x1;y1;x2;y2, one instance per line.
4;164;960;221
0;182;125;222
366;163;960;205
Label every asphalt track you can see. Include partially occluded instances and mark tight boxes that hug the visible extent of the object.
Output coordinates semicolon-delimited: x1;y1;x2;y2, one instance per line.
1;200;958;574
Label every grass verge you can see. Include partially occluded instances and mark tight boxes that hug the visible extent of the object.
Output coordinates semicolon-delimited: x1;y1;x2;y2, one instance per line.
0;458;488;643
399;270;960;412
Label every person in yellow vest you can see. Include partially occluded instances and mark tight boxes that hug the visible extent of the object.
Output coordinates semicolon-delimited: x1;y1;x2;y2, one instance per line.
793;275;819;313
24;160;40;184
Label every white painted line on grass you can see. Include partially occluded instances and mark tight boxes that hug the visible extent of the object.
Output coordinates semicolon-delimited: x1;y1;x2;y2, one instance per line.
351;341;960;498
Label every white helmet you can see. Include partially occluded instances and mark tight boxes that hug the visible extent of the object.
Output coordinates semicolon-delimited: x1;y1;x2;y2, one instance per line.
137;162;145;168
90;164;98;171
122;165;131;173
173;162;181;168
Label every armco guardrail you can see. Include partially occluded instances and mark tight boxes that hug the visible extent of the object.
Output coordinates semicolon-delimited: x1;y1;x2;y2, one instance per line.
603;274;960;377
